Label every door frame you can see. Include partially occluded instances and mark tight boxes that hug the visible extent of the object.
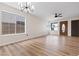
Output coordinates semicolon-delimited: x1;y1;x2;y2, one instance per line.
60;21;68;36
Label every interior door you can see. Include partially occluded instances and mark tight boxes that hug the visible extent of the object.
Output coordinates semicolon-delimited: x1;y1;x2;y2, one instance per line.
60;21;68;36
71;20;79;36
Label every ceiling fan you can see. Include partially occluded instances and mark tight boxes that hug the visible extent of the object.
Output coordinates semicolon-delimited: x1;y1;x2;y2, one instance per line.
18;2;34;13
54;13;62;18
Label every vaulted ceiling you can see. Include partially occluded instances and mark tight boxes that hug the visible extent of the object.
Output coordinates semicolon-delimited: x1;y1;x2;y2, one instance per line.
4;2;79;19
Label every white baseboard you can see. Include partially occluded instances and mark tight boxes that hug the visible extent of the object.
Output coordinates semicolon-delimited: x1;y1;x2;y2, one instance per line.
0;32;48;46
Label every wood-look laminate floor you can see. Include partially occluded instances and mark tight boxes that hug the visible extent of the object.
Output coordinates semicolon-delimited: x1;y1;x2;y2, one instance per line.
0;35;79;56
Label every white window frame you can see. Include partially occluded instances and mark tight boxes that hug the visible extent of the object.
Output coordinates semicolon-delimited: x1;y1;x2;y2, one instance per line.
0;11;26;36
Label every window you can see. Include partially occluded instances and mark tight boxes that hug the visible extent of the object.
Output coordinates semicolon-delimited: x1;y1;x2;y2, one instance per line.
51;22;59;31
2;22;15;34
1;11;25;35
16;21;25;33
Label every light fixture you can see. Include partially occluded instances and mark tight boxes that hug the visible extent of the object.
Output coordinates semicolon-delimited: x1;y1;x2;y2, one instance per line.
18;2;35;13
54;13;62;18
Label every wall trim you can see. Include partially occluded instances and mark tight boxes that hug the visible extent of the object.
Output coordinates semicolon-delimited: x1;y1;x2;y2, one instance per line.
0;34;48;47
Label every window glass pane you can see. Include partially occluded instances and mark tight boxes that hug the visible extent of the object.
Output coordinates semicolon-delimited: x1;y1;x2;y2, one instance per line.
2;22;9;34
16;21;25;33
2;22;15;34
9;23;15;34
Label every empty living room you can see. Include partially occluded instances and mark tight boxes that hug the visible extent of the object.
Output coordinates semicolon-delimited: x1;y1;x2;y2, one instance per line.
0;0;79;58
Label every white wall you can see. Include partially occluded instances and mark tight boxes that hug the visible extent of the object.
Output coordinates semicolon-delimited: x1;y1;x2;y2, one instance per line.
26;14;48;39
0;3;48;46
50;17;79;36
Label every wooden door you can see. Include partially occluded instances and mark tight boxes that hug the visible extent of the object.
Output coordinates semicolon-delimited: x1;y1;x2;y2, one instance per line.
60;21;68;36
71;20;79;36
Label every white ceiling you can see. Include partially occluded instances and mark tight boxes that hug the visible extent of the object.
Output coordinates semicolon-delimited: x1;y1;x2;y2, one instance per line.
3;2;79;19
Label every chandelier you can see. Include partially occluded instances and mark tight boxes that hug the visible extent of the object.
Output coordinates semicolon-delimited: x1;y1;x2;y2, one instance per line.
18;2;35;13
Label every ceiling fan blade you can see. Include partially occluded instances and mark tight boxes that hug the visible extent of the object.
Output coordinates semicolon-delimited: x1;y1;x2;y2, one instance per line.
59;13;62;17
55;13;58;18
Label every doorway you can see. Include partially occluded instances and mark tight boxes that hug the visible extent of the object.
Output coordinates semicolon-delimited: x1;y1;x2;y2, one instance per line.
60;21;68;36
71;20;79;36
